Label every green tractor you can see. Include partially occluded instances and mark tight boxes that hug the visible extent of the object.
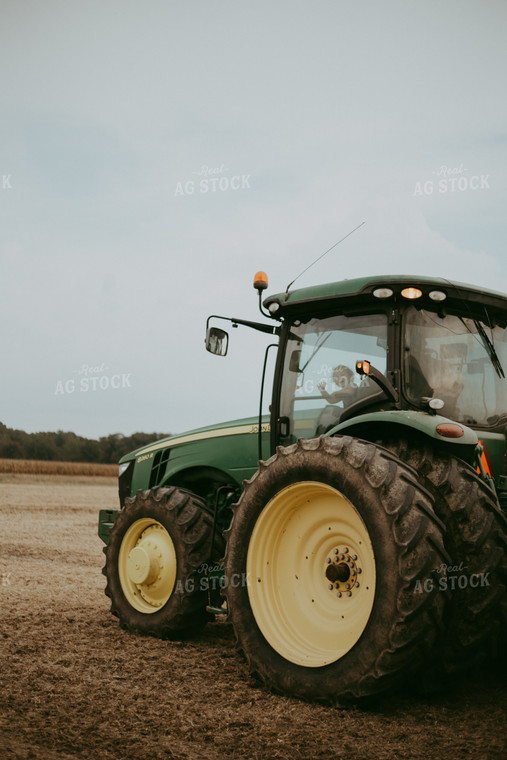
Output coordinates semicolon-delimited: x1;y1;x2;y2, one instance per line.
100;273;507;704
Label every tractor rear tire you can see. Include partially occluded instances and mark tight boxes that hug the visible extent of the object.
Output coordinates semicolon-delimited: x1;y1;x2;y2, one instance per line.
103;486;224;639
379;439;507;676
224;436;448;705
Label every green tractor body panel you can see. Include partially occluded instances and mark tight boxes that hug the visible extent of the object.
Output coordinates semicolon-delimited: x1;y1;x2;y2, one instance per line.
129;414;270;494
118;415;269;467
330;409;479;448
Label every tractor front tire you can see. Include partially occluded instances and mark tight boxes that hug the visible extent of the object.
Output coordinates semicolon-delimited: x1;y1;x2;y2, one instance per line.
224;436;448;705
103;486;223;639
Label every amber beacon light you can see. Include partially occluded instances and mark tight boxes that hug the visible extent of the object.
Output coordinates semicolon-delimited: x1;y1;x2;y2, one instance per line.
253;271;269;292
401;287;423;300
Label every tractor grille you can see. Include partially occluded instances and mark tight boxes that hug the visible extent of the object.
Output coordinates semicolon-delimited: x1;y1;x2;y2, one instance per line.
149;448;171;488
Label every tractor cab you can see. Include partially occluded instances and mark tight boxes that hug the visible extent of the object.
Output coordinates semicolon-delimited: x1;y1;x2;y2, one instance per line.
261;276;507;469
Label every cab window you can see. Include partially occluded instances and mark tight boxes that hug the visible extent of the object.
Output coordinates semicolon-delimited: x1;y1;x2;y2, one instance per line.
279;313;388;441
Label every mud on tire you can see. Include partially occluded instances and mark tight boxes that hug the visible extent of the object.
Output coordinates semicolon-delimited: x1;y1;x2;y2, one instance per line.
224;436;449;705
103;486;225;639
379;439;507;675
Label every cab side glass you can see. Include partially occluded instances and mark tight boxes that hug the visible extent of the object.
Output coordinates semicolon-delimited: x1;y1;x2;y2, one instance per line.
206;327;229;356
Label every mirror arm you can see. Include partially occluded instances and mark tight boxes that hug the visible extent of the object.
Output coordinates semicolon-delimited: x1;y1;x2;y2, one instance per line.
206;314;280;336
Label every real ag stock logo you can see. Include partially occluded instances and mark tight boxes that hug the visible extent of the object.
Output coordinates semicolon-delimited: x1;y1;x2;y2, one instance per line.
413;164;490;196
174;164;252;196
413;561;490;594
55;363;132;395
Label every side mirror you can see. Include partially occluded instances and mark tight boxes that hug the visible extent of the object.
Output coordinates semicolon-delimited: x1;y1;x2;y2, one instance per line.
206;327;229;356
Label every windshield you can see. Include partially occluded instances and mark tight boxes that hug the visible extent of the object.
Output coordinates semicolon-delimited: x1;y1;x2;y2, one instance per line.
404;306;507;426
280;313;388;441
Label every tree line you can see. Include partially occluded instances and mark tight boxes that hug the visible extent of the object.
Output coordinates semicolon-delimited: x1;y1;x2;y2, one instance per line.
0;422;170;464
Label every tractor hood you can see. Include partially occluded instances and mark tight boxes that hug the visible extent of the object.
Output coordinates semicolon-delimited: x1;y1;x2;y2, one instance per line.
119;415;270;464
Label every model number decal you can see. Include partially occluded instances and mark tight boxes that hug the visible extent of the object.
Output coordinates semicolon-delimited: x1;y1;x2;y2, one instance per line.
136;452;154;464
248;424;271;434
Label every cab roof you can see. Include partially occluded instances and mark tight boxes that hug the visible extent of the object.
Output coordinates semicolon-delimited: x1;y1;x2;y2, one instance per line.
264;274;507;318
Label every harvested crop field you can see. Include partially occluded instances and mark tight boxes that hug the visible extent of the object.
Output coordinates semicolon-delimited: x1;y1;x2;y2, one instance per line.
0;458;117;477
0;474;506;760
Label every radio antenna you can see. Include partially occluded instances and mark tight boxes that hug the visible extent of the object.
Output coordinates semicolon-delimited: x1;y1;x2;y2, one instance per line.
285;221;366;298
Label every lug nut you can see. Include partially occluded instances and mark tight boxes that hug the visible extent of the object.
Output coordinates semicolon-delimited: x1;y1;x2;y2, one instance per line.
326;557;331;564
346;591;352;597
333;548;338;555
328;584;333;590
337;592;342;598
357;568;362;574
343;547;349;554
354;582;360;588
345;583;350;589
334;583;340;589
352;554;357;560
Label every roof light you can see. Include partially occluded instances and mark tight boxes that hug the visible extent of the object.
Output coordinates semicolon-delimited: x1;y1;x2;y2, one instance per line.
436;423;464;438
253;271;268;292
429;290;447;302
373;288;393;299
401;287;423;300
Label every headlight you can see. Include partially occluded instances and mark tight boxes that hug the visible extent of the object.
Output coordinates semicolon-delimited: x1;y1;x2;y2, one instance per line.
373;287;394;299
119;461;131;477
429;290;447;302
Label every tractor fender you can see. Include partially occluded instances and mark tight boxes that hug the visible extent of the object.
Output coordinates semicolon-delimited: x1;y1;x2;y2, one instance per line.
162;464;241;502
328;409;478;448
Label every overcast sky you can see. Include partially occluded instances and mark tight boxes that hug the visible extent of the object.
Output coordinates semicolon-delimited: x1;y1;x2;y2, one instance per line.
1;0;506;439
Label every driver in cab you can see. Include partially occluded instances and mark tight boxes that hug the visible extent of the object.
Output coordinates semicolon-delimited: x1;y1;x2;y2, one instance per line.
318;365;358;408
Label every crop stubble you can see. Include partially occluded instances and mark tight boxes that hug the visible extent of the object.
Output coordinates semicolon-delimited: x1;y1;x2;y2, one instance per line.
0;474;505;760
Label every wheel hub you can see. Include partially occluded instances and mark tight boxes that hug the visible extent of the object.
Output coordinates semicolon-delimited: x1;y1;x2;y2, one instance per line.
126;545;160;585
118;518;177;613
325;546;362;597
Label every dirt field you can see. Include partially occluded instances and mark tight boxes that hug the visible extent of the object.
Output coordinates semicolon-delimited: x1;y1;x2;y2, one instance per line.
0;474;506;760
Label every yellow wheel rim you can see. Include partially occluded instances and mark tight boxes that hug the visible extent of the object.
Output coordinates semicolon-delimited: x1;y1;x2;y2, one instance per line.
246;482;376;667
118;518;177;614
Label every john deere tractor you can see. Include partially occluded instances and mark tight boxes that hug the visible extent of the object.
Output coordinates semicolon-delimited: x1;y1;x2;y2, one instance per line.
100;273;507;704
